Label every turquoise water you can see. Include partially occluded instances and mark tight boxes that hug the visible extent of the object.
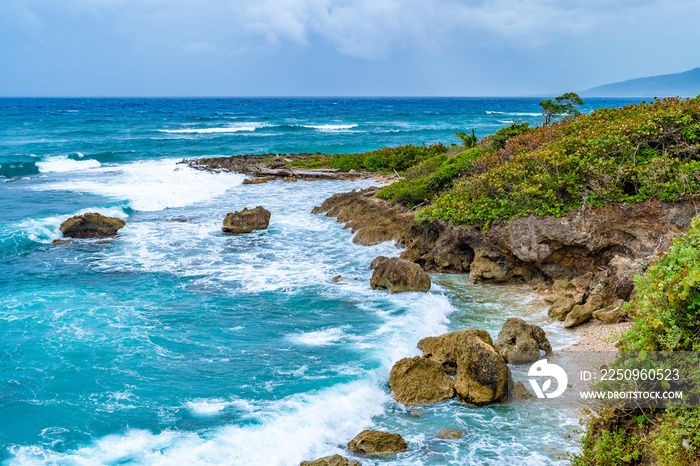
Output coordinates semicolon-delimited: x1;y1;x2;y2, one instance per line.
0;98;640;465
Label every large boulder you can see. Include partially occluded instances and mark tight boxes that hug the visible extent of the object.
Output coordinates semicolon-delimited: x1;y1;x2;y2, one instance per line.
300;455;360;466
347;430;408;456
418;329;509;406
494;318;551;363
369;256;430;293
60;213;126;238
222;206;271;234
389;356;454;406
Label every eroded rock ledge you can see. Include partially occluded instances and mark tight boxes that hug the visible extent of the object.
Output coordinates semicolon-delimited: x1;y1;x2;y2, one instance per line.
313;187;700;325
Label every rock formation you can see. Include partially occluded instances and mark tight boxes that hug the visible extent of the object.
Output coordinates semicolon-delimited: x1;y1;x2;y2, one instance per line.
347;430;408;455
369;256;431;293
300;455;360;466
418;329;509;406
59;213;126;238
389;356;454;406
222;206;271;234
494;318;551;363
434;429;463;440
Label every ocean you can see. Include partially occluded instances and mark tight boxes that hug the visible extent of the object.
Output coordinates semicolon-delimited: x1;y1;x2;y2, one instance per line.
0;97;640;465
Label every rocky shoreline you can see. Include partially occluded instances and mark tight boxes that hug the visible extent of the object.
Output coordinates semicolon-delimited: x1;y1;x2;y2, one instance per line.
188;154;698;464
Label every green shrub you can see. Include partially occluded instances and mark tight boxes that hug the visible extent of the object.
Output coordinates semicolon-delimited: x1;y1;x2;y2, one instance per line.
420;97;700;229
573;218;700;465
376;148;482;207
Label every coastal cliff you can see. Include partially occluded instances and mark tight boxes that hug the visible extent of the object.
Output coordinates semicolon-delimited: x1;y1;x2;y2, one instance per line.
313;186;699;326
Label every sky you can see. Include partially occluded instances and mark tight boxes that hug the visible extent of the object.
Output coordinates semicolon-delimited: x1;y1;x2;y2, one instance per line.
1;0;699;97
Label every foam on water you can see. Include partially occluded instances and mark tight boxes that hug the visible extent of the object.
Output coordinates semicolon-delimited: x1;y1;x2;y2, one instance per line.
9;382;390;466
159;123;266;134
303;124;358;132
36;156;102;173
32;159;243;212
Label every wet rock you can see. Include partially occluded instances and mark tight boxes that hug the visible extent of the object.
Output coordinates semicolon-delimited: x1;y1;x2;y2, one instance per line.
283;176;298;182
333;275;342;283
222;206;271;234
495;318;552;363
60;213;126;238
52;239;71;245
300;454;360;466
407;411;422;417
510;381;535;400
389;356;454;406
242;177;272;184
347;430;408;456
369;256;430;293
418;329;509;406
434;429;463;439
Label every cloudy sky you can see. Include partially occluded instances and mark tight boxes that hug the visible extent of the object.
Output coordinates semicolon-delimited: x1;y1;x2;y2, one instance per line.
1;0;698;96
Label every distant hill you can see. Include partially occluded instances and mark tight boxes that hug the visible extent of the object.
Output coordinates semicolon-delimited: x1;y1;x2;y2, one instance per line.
582;67;700;97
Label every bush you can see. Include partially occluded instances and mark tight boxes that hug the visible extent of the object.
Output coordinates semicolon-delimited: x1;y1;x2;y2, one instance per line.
290;143;450;174
573;218;700;465
376;148;482;207
419;97;700;229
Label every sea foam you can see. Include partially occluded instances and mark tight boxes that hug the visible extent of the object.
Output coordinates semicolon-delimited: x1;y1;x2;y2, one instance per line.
32;159;243;212
36;156;101;173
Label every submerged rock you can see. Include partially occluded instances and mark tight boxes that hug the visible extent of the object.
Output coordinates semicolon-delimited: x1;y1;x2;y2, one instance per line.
242;177;273;184
418;329;509;406
434;429;463;440
347;430;408;456
59;212;126;238
495;318;551;363
222;206;271;234
369;256;430;293
389;356;454;406
300;454;360;466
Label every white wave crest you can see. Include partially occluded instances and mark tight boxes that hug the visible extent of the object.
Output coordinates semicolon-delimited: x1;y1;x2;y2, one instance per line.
8;382;389;466
36;156;101;173
160;123;264;134
32;159;243;212
303;124;357;132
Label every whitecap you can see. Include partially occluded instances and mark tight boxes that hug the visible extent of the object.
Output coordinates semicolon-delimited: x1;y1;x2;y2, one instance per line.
303;124;358;132
36;156;101;173
288;327;346;346
32;159;243;212
159;123;265;134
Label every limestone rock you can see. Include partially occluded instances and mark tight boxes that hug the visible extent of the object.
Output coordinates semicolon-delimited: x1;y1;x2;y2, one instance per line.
510;381;535;400
418;329;509;406
347;430;408;455
60;212;126;238
369;256;430;293
222;206;271;234
434;429;463;439
494;318;552;364
300;455;360;466
389;356;454;406
417;328;493;375
242;177;272;184
548;295;577;321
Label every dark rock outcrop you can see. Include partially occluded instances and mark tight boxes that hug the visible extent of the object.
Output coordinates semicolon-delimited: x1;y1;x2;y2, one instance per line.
300;455;360;466
347;430;408;456
313;188;699;323
242;177;273;184
494;318;551;363
369;256;431;293
222;206;271;234
418;329;509;406
60;213;126;238
389;356;454;406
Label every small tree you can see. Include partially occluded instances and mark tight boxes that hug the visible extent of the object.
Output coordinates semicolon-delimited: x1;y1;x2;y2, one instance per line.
539;92;584;125
455;128;478;148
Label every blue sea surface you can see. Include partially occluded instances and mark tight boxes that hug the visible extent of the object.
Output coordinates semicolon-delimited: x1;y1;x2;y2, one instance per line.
0;97;641;465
